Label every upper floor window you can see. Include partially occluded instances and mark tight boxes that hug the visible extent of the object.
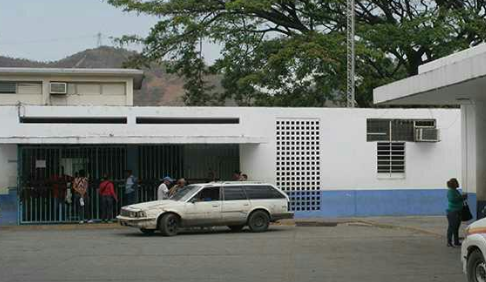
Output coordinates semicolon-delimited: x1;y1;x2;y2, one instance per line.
0;82;16;93
0;81;42;95
67;82;126;95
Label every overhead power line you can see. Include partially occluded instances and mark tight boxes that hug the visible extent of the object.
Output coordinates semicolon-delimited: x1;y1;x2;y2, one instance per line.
0;34;109;46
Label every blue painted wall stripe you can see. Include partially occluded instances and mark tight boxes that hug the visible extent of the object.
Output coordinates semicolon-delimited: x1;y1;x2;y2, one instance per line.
0;189;18;225
295;189;477;219
1;188;478;224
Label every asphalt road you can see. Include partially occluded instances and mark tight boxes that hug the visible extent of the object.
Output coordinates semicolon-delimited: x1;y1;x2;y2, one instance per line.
0;223;465;282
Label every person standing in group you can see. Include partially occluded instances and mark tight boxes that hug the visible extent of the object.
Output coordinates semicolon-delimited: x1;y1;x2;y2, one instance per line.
446;178;466;247
124;170;138;206
98;173;118;223
72;170;90;224
169;178;186;197
232;171;241;181
157;176;173;200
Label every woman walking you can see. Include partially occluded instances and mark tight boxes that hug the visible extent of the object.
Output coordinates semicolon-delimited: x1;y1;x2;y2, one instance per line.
99;174;118;223
446;178;466;247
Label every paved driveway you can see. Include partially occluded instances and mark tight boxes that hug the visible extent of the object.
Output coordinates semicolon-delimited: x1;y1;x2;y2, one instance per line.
0;223;465;282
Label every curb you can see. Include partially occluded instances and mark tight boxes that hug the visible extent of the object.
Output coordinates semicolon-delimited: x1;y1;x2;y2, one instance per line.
1;218;446;237
276;218;445;238
0;223;123;231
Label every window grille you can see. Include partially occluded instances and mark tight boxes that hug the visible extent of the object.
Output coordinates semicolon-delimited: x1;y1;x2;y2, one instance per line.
377;142;405;174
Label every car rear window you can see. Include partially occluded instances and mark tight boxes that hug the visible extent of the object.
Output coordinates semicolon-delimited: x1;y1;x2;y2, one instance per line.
223;186;248;201
244;185;286;200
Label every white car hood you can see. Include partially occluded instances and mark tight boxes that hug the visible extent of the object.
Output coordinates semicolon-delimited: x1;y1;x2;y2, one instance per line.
125;200;182;211
468;217;486;229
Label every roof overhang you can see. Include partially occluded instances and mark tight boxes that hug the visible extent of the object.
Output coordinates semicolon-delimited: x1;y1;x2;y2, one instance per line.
0;136;266;145
0;67;144;90
374;44;486;106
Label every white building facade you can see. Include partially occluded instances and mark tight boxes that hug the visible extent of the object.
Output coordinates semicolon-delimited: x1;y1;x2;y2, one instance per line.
374;44;486;219
0;68;463;225
0;67;143;106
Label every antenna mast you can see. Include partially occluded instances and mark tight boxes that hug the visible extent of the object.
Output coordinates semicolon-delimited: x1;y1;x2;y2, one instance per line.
97;32;103;47
346;0;356;108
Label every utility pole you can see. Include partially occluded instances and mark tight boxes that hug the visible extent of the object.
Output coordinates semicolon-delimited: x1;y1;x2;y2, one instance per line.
346;0;356;108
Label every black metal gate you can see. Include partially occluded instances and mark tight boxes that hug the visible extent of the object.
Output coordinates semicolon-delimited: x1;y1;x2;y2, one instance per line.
18;145;127;224
18;144;239;224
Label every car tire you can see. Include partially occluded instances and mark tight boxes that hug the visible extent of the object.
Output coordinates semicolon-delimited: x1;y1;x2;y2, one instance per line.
467;249;486;282
248;210;270;232
140;228;155;236
158;213;180;237
228;225;245;232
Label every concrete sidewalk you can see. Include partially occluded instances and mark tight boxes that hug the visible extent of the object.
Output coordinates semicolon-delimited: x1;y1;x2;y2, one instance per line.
285;216;468;237
0;216;464;238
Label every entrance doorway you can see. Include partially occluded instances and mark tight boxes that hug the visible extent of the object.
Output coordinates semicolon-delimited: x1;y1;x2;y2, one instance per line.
17;144;239;224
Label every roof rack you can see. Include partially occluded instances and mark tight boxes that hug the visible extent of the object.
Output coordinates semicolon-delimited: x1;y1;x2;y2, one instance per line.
209;181;266;184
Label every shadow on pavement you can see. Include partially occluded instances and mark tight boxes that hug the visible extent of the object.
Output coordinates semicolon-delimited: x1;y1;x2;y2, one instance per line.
117;226;290;237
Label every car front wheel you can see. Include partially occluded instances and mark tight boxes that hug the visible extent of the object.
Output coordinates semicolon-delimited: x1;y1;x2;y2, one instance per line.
468;249;486;282
158;213;180;237
248;210;270;232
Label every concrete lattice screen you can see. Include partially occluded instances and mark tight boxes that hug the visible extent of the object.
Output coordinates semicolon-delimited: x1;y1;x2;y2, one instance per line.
276;119;321;211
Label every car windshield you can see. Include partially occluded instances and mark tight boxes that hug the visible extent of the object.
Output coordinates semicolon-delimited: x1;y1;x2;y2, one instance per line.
170;184;201;201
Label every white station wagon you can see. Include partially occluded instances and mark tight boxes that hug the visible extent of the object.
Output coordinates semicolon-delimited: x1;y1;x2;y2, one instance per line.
117;182;293;236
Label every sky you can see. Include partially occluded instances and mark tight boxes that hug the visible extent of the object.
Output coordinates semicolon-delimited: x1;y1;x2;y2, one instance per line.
0;0;220;63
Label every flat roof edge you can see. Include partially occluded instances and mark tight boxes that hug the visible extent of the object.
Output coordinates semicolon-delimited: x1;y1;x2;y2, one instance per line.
0;67;143;77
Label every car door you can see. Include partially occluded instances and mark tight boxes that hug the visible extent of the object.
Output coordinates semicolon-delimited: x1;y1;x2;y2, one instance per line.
184;186;222;226
221;185;251;224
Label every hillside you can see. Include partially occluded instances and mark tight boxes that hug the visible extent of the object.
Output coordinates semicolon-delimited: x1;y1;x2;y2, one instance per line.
0;46;222;106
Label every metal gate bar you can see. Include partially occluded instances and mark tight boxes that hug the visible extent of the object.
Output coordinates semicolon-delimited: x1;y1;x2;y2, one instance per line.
18;145;127;224
18;144;240;224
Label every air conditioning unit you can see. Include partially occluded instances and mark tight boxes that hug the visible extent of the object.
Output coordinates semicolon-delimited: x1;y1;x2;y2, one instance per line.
49;82;67;95
414;120;436;128
415;128;440;142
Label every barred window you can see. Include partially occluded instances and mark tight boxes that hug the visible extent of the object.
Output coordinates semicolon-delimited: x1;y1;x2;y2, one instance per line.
367;119;390;141
377;142;405;174
367;119;435;142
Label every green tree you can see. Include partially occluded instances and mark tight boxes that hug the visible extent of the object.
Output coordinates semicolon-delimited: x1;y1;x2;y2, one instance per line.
109;0;486;107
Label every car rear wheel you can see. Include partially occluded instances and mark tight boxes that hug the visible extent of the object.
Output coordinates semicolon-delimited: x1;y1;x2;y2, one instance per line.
140;228;155;236
228;225;245;232
248;210;270;232
158;213;180;236
468;249;486;282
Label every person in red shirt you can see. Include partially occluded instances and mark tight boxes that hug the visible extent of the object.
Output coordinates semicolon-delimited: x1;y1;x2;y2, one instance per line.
98;173;118;223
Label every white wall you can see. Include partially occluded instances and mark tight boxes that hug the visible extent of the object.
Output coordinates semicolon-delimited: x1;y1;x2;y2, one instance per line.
0;106;462;191
473;102;486;200
0;144;17;194
462;105;478;194
239;108;461;190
